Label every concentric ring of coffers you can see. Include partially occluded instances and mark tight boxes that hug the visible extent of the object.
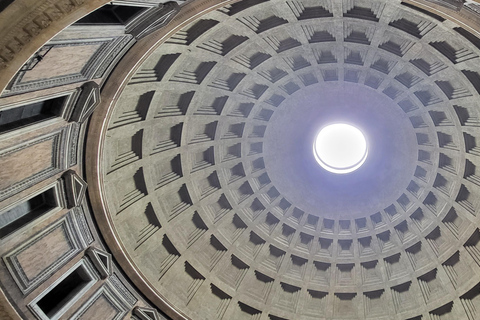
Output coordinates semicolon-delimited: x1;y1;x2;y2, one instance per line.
98;0;480;319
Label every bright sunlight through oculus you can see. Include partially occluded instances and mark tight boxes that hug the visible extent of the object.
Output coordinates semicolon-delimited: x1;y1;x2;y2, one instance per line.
313;123;368;174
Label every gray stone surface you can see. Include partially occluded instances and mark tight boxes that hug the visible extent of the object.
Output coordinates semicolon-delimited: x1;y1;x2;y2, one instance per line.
94;0;480;319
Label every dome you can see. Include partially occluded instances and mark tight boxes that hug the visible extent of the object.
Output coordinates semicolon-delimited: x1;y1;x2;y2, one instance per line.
1;0;480;319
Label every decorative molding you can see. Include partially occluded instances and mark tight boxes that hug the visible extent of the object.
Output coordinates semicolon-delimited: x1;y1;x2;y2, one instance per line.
72;205;94;246
108;273;138;307
133;306;162;320
0;89;79;138
0;0;89;70
0;127;68;202
92;34;135;79
2;212;83;294
62;169;87;208
70;281;131;320
17;46;53;71
28;257;99;320
128;2;180;40
69;81;100;123
86;247;113;279
4;39;120;95
67;122;81;167
0;88;77;113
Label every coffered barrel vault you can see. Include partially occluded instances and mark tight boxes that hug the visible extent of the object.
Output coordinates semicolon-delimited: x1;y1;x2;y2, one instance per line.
1;0;480;320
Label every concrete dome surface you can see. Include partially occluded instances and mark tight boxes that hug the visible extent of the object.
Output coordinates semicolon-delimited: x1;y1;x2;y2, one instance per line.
0;0;480;319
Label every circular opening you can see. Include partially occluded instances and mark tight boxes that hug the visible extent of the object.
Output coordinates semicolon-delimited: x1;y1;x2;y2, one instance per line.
313;123;368;174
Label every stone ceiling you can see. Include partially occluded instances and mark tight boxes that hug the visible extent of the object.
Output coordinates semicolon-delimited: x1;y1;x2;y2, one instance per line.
88;0;480;319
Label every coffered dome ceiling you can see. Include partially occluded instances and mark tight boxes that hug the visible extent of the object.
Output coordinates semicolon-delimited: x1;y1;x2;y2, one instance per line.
88;0;480;319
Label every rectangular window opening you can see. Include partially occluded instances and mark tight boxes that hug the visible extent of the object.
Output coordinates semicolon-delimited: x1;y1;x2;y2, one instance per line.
37;265;92;318
75;4;146;25
0;97;66;134
0;188;57;238
29;260;98;320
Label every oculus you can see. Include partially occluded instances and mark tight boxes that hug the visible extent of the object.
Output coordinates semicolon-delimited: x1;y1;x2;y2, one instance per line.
313;123;368;174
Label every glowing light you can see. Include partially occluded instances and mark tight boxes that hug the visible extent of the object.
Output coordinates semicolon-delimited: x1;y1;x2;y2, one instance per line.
313;123;368;174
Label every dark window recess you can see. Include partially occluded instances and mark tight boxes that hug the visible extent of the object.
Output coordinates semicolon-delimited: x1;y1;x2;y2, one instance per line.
0;97;65;134
37;265;92;318
75;4;145;25
0;0;14;13
0;188;57;238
